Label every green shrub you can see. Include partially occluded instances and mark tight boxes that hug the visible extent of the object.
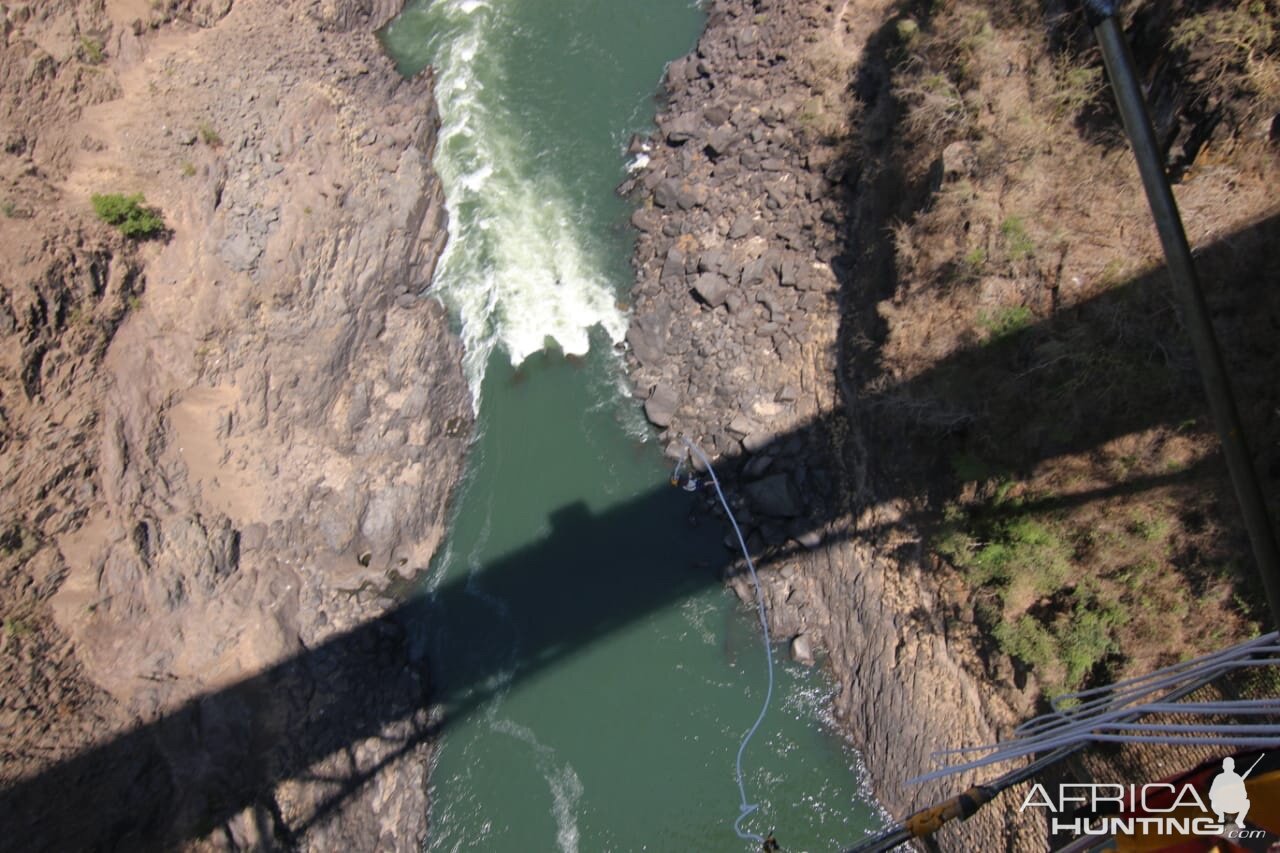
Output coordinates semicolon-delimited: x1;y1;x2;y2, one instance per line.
79;36;104;64
939;505;1073;595
1128;513;1171;542
1059;605;1122;688
3;616;32;638
978;305;1034;342
1049;58;1103;118
91;193;166;239
896;17;920;45
994;615;1056;674
971;516;1071;593
994;594;1125;692
1000;215;1036;259
950;451;992;483
198;122;223;146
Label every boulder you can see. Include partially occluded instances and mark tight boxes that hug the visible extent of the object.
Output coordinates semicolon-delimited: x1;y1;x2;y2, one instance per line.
743;429;776;453
626;312;668;366
741;256;770;287
793;527;823;549
727;412;761;437
664;57;690;90
664;112;698;144
630;208;659;233
675;183;704;210
706;127;736;158
744;473;802;517
691;272;731;308
779;257;799;287
704;104;732;126
653;178;681;208
643;381;681;427
791;634;815;666
660;246;687;285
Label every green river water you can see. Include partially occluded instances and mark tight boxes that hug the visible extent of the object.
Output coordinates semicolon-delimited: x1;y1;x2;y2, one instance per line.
381;1;884;849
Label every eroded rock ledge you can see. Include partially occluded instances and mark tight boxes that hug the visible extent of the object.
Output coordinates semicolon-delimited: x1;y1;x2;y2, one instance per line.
1;1;467;849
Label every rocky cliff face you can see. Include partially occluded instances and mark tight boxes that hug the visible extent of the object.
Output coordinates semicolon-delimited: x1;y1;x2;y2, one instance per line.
630;0;1280;845
1;0;468;849
625;0;1041;847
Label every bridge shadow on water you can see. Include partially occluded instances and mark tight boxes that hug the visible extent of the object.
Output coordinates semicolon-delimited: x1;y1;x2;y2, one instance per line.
3;210;1278;850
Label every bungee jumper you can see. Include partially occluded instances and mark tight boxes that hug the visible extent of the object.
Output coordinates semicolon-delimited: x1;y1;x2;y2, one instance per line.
669;456;703;492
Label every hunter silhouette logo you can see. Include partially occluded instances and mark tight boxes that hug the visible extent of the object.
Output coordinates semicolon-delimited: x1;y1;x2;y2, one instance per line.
1209;754;1263;829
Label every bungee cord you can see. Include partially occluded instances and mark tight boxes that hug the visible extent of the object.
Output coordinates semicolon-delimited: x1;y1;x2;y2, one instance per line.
678;437;775;846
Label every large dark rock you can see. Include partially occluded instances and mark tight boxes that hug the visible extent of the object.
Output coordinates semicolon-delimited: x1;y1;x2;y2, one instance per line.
664;112;698;144
744;473;803;517
698;250;725;274
706;127;737;158
704;104;731;126
741;256;771;287
643;381;681;427
631;208;660;232
653;178;681;208
660;246;687;285
742;471;798;517
675;183;704;210
691;272;731;308
627;310;669;366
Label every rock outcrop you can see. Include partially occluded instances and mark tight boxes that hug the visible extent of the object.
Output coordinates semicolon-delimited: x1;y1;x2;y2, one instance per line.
1;1;468;849
625;0;1042;847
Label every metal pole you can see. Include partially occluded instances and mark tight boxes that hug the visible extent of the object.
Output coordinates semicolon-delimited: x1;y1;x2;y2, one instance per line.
840;13;1280;851
1088;3;1280;631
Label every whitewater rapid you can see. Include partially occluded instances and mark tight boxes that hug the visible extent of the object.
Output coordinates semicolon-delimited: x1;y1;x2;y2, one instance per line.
386;0;629;404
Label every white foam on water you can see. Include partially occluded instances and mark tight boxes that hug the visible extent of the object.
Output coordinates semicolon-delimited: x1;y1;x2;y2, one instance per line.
490;717;585;852
415;0;629;406
549;763;584;853
678;597;719;646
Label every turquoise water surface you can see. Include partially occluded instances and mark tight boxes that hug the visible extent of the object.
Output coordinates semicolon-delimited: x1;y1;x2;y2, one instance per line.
382;1;885;849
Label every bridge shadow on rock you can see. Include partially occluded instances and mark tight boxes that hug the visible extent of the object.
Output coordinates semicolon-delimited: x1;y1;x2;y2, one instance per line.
0;431;836;853
7;202;1279;850
7;202;1278;851
842;210;1280;541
